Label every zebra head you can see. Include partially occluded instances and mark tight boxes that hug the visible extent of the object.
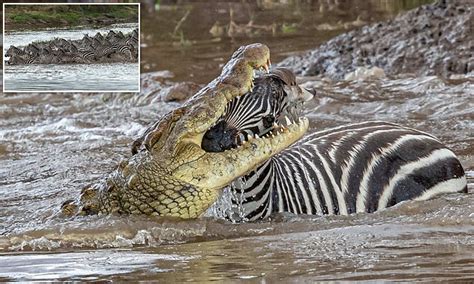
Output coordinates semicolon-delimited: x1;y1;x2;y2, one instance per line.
202;67;313;152
5;46;23;57
25;43;40;56
5;46;14;57
82;34;92;45
105;30;116;41
94;32;104;42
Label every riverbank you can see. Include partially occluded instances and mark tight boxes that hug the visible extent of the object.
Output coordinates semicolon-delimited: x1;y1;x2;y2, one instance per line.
279;0;473;79
4;4;138;32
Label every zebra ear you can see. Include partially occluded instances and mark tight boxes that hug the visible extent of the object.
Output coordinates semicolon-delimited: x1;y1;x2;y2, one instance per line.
268;67;296;86
300;87;314;102
283;84;314;103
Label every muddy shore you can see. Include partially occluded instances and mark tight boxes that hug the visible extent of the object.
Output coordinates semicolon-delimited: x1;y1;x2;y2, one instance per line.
279;0;473;79
140;0;473;103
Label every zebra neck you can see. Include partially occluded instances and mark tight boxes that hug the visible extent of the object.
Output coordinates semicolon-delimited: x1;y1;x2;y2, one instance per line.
231;145;326;219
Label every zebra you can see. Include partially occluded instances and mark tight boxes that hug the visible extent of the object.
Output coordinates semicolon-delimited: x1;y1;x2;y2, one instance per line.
125;29;139;60
105;30;117;41
105;30;125;44
93;32;105;43
7;54;36;65
91;37;103;49
111;43;134;61
92;40;133;61
81;34;94;48
202;68;312;151
5;45;27;58
5;46;38;65
203;68;468;222
126;28;139;48
25;43;40;57
74;50;97;63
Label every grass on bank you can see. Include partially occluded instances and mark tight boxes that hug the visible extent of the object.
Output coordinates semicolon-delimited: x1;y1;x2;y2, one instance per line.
6;5;138;29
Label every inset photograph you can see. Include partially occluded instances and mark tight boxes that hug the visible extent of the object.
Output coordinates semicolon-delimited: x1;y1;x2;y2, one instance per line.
3;3;139;92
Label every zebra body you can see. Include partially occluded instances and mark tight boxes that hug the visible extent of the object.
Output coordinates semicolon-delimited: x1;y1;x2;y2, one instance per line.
7;54;35;65
203;68;467;221
93;40;134;61
231;122;467;221
110;43;133;60
229;121;467;221
5;29;138;65
5;46;27;57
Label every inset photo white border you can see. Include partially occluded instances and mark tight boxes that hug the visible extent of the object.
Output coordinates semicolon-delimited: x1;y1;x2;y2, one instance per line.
2;2;141;93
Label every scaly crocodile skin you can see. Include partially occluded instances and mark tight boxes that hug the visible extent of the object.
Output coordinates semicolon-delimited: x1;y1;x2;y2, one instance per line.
62;43;309;218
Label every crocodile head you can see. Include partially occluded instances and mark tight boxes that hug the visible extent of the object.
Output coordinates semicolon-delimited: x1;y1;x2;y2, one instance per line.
62;43;309;218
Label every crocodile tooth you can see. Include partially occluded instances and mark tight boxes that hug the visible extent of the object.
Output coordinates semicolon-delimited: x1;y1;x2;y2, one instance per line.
263;59;271;73
285;116;292;126
263;64;269;73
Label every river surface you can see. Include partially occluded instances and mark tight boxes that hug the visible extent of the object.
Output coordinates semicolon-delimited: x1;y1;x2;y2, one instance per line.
4;63;139;92
1;0;473;282
3;23;139;92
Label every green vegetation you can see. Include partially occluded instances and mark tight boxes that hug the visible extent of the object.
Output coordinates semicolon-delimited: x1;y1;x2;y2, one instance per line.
5;5;138;30
10;11;82;25
281;23;298;34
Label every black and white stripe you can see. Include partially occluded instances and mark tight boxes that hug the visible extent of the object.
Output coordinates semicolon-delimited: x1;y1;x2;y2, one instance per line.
74;50;96;63
96;40;134;60
5;46;27;57
126;29;139;47
223;86;287;143
202;68;311;152
7;54;36;65
230;121;467;221
93;42;116;58
112;44;134;60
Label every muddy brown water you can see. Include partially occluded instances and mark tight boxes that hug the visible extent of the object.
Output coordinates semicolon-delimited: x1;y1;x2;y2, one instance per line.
1;0;473;282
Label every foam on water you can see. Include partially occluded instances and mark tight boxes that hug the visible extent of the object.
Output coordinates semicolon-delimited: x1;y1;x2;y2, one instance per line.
4;63;139;92
0;250;189;281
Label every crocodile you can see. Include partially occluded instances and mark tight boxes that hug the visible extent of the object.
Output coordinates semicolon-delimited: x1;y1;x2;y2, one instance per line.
62;43;309;218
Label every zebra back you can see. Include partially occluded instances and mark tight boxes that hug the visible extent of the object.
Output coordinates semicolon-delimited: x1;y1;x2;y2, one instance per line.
5;46;26;57
230;121;467;221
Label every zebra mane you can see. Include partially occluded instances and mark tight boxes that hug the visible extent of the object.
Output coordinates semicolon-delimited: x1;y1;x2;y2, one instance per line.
267;67;297;87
